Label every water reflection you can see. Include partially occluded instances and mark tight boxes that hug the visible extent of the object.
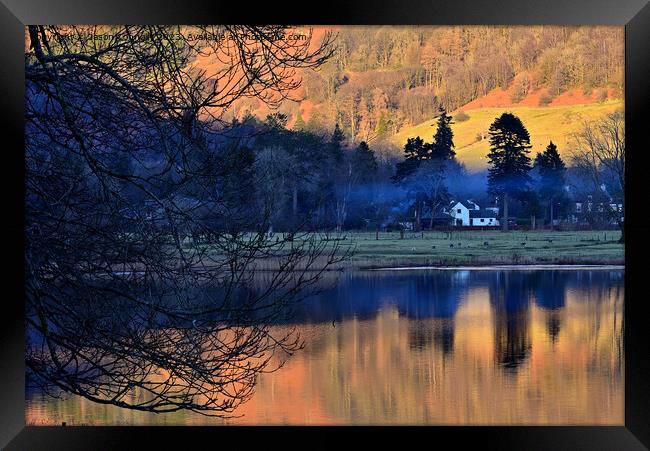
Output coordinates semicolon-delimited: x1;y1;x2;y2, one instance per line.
27;269;624;425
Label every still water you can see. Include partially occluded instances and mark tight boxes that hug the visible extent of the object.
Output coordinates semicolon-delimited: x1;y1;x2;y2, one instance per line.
26;268;624;425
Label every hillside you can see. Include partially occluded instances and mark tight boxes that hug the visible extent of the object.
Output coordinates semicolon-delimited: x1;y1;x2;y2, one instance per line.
216;26;623;145
392;99;624;172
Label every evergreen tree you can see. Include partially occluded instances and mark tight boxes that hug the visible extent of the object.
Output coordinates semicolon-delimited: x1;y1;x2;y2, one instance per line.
535;141;566;228
486;112;533;231
293;111;306;131
375;111;389;139
431;107;456;160
351;141;378;183
329;123;346;162
264;112;288;130
393;136;432;183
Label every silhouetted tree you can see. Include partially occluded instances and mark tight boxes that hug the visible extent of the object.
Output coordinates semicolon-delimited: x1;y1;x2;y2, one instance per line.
571;111;625;242
329;123;346;162
393;136;431;183
350;141;378;183
431;107;456;160
487;112;533;231
535;141;566;228
25;25;347;417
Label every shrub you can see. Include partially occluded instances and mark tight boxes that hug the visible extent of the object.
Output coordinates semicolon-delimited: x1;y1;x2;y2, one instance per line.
539;93;553;106
595;88;608;103
454;110;470;122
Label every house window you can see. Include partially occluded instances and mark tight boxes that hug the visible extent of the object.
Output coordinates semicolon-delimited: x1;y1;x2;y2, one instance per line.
457;209;462;214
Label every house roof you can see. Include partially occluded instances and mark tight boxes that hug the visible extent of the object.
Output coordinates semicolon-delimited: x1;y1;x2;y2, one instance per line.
469;209;498;218
450;200;477;210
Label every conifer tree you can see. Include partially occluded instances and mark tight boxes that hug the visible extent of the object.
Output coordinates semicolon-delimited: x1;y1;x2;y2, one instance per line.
293;111;306;130
393;136;431;183
375;111;389;139
487;112;533;231
330;123;346;162
351;141;379;183
535;141;566;227
431;107;456;160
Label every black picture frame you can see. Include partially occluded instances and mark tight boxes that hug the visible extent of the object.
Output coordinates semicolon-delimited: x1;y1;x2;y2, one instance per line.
2;1;649;449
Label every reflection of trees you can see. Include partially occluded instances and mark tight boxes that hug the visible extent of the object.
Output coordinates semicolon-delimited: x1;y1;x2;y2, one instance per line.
532;271;568;344
490;272;532;372
396;272;463;319
408;318;454;355
25;270;625;425
274;270;467;324
25;25;342;416
488;270;625;370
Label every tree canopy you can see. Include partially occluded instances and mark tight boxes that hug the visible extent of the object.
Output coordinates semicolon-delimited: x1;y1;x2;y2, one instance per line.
487;112;533;198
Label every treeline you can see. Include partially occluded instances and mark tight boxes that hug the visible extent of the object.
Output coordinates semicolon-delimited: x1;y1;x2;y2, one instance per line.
193;107;624;235
46;106;622;236
282;26;623;142
115;114;403;233
389;107;624;234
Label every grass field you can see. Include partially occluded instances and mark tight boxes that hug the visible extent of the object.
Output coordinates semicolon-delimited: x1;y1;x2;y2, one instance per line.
393;100;624;172
341;230;624;269
184;230;624;270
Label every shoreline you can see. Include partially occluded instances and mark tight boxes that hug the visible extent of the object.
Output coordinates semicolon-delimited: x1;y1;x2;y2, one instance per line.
366;264;625;271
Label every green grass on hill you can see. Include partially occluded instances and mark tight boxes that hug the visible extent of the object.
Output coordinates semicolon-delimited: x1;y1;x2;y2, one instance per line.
393;100;624;172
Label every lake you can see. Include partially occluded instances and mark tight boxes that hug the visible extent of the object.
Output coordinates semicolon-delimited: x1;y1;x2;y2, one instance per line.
26;268;624;425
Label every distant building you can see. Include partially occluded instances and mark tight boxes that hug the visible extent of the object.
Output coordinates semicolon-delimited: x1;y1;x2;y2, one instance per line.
448;200;476;226
571;194;623;225
420;200;500;228
469;208;499;226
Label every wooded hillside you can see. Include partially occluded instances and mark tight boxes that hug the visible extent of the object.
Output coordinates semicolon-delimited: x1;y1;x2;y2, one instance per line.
225;26;623;144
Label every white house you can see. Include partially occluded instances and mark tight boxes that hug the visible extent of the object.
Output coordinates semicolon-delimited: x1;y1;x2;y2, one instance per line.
447;200;500;227
469;209;499;226
448;200;474;226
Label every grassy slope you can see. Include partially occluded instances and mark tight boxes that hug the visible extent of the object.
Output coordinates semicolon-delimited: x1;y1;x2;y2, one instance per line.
393;100;624;172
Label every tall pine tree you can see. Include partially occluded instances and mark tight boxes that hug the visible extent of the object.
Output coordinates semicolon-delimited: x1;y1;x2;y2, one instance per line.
487;112;533;231
293;111;306;131
329;123;346;162
431;107;456;160
535;141;566;228
351;141;378;183
375;111;389;139
393;136;431;183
